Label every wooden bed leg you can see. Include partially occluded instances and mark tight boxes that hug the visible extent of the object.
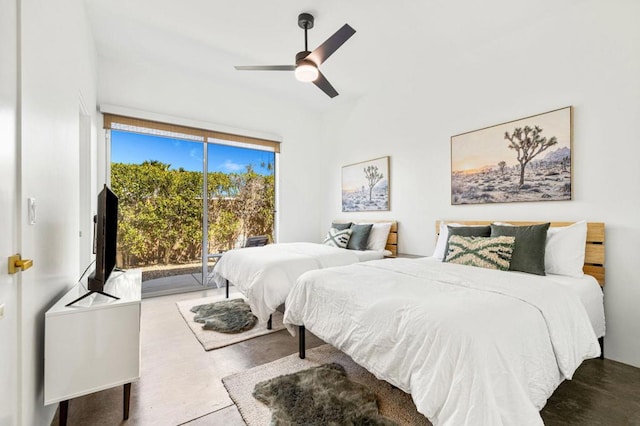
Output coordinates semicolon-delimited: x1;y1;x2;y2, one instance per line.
267;314;272;330
225;279;229;299
599;337;604;360
299;326;306;359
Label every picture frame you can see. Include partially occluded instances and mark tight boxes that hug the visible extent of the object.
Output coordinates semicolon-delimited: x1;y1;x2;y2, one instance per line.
451;106;572;205
342;156;390;212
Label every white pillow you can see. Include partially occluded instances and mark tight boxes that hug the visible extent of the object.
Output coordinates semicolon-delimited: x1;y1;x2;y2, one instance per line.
323;228;352;249
545;220;587;277
361;222;392;251
432;222;450;260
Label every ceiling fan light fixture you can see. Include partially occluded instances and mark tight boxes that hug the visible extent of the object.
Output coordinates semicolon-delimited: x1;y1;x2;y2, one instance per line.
234;13;355;97
295;60;319;82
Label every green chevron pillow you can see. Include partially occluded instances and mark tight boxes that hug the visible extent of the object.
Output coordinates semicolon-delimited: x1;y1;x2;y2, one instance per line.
444;235;516;271
323;227;352;249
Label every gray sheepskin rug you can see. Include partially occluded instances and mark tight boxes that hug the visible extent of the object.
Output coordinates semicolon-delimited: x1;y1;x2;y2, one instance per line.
252;363;397;426
190;298;257;333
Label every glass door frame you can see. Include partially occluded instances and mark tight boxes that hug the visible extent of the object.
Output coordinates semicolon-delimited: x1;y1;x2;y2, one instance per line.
106;127;278;295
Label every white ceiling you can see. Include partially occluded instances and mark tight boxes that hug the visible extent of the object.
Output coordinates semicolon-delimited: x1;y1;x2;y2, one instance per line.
85;0;385;110
84;0;565;111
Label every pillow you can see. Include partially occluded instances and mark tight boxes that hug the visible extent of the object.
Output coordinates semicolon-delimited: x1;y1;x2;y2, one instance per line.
348;223;374;250
323;228;352;249
545;221;587;277
433;222;490;259
432;222;451;260
490;223;550;275
331;222;352;231
444;235;516;271
363;222;393;251
442;225;491;261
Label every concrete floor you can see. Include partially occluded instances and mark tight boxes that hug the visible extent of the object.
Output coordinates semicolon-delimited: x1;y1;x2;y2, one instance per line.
51;286;325;425
51;287;640;425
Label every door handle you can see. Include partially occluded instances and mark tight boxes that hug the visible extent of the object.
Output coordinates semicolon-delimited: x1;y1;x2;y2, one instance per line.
8;254;33;274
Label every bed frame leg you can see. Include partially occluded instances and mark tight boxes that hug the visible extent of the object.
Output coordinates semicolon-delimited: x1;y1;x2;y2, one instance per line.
267;314;272;330
599;337;604;360
225;279;229;299
299;326;306;359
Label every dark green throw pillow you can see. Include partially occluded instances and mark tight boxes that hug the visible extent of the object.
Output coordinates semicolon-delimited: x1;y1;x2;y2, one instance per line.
331;222;352;231
443;225;491;261
348;223;374;250
490;223;550;275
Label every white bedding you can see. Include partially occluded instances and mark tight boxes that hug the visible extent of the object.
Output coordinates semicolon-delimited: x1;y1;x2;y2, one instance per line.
284;257;601;426
211;242;385;322
544;273;605;338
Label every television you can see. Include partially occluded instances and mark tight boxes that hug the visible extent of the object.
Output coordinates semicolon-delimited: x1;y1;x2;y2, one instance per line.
88;184;119;292
66;184;120;306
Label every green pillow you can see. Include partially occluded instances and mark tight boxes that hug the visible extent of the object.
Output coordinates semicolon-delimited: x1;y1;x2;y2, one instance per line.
444;235;516;271
443;225;491;261
490;223;550;275
331;222;352;231
348;223;374;250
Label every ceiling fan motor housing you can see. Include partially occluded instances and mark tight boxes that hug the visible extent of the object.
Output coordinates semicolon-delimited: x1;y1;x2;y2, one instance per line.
295;50;314;65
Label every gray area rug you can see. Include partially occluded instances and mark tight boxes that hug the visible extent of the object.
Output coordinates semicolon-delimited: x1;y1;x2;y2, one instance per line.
176;293;285;351
253;362;397;425
223;344;431;426
191;298;258;333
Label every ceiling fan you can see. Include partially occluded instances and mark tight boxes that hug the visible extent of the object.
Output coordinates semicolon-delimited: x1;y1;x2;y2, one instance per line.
234;13;356;98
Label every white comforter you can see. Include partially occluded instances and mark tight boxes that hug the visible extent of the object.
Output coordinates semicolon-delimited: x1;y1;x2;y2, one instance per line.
211;242;360;322
284;257;601;426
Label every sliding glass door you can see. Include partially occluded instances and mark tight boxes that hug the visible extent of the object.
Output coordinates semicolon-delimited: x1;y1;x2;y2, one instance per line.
204;141;275;285
110;130;205;295
109;126;277;296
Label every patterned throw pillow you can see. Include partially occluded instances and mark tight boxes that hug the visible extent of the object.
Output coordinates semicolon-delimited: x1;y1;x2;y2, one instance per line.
444;235;516;271
323;227;352;249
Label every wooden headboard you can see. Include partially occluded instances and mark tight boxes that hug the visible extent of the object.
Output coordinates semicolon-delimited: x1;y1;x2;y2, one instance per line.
385;221;398;257
333;220;398;258
435;221;605;286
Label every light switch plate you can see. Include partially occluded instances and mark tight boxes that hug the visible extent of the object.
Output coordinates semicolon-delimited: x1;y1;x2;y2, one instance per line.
28;198;36;225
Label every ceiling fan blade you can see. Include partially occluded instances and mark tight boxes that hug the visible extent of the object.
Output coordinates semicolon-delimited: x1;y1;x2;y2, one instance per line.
306;24;356;66
234;65;295;71
313;71;339;98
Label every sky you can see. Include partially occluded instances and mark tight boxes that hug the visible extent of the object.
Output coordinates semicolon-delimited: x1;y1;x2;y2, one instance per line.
110;130;275;175
342;156;389;192
451;107;571;172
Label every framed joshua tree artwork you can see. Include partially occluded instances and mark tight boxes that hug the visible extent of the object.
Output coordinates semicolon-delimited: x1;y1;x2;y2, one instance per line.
342;156;390;212
451;106;572;205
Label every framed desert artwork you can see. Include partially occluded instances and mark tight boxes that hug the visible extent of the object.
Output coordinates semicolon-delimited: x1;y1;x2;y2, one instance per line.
342;156;390;212
451;106;572;205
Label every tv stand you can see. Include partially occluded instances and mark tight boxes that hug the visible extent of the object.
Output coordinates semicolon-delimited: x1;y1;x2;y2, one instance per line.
65;289;119;307
45;269;141;425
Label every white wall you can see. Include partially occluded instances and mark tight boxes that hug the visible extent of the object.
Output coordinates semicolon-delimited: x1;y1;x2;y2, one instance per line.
0;0;19;424
97;57;323;243
19;0;97;424
318;1;640;367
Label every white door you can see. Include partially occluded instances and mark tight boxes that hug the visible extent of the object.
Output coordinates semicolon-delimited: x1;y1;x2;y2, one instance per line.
0;0;20;424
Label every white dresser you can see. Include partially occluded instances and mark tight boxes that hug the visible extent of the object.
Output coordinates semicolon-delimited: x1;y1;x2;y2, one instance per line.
44;269;141;424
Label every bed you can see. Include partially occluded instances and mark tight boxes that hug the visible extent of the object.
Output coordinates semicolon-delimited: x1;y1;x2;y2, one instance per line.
210;221;398;322
283;221;605;426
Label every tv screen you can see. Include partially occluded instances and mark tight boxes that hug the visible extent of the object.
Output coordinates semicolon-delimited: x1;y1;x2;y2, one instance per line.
88;185;118;292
